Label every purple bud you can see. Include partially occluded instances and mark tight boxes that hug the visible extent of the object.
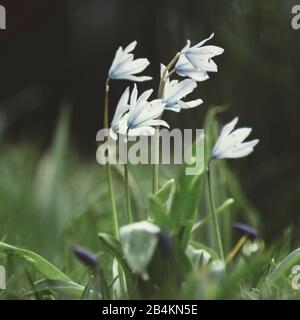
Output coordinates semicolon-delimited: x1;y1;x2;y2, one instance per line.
158;231;174;262
73;245;99;269
233;223;259;240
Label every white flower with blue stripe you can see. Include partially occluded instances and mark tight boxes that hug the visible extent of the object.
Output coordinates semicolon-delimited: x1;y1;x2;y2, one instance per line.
211;117;259;159
115;85;169;137
161;64;203;112
181;33;224;71
108;41;152;82
176;33;224;81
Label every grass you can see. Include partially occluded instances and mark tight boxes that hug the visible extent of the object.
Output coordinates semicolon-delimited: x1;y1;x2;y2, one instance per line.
0;107;299;300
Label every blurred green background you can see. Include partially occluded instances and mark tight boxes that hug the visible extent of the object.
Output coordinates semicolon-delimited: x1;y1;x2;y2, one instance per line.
0;0;299;258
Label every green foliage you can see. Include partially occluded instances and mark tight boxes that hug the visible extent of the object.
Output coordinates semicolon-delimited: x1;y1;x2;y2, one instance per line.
30;280;85;300
0;242;71;282
0;108;299;300
262;248;300;296
169;134;205;249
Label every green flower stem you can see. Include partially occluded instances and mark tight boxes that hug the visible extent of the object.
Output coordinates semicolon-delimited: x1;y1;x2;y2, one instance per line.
207;159;225;260
103;78;127;297
103;77;119;240
152;52;180;194
103;78;110;130
124;160;132;224
106;164;119;238
152;131;160;194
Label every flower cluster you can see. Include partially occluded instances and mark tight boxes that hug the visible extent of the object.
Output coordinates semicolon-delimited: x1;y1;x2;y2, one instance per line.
102;33;260;266
106;34;259;158
107;34;234;148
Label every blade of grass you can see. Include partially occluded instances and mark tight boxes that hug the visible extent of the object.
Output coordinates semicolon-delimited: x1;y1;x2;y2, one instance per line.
0;242;71;281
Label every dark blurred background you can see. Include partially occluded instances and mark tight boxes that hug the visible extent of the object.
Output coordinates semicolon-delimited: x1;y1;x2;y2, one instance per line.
0;0;299;241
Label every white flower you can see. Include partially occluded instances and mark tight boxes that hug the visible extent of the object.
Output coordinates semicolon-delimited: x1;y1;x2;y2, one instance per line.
109;87;130;140
181;33;224;72
175;55;210;82
118;84;169;137
211;117;259;159
120;221;161;278
120;221;161;236
108;41;152;82
161;64;203;112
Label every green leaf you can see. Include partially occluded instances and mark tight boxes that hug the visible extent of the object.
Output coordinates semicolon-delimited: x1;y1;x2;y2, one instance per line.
265;248;300;287
112;164;146;218
217;255;269;299
98;233;124;261
192;198;234;233
97;271;110;300
34;107;70;226
149;179;175;230
32;279;86;300
0;242;71;281
225;169;261;228
154;179;175;205
98;233;135;298
149;197;173;230
170;133;205;248
81;275;94;300
203;107;233;251
25;268;41;300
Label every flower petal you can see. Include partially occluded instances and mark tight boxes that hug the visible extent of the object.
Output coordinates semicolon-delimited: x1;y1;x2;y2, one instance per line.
109;49;134;78
109;128;118;140
176;68;210;82
220;117;239;139
179;98;203;109
185;54;218;71
181;39;191;53
139;119;170;128
130;100;165;127
130;84;138;106
123;75;153;82
164;79;197;106
212;117;239;158
108;41;151;81
128;89;153;120
116;58;150;78
124;40;137;54
188;46;224;60
194;33;214;48
196;59;218;72
222;139;259;158
227;128;252;145
165;99;203;112
175;56;210;81
111;86;130;127
127;126;156;136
